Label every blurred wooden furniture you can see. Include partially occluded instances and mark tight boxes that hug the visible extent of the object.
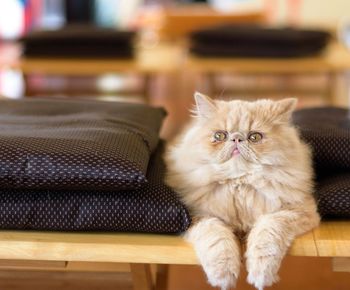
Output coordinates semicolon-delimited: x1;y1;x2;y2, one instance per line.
0;221;348;290
3;40;350;103
187;41;350;104
0;42;184;101
16;44;182;76
161;4;264;40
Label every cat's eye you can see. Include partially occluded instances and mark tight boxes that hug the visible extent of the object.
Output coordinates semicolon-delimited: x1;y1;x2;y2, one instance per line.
213;131;228;142
248;132;263;143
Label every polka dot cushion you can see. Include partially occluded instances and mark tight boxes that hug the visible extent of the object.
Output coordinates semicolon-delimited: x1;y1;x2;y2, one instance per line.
293;107;350;171
0;143;191;233
293;107;350;218
0;98;165;191
316;173;350;218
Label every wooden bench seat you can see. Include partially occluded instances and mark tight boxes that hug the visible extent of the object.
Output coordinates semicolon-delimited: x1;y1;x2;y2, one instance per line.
0;221;348;290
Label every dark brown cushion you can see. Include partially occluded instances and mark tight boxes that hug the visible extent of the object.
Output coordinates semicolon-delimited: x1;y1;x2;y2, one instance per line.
0;143;191;233
293;107;350;172
0;98;165;191
190;25;330;58
22;25;136;59
316;173;350;218
293;107;350;218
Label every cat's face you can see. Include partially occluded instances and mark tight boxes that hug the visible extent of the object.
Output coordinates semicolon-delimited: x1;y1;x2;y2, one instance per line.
192;93;298;166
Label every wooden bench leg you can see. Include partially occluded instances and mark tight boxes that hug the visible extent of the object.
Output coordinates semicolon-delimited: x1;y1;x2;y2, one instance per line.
130;263;154;290
143;73;152;104
155;265;169;290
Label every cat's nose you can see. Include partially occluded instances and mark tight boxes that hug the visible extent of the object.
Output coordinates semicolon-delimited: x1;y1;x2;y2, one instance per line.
232;138;243;143
231;132;245;143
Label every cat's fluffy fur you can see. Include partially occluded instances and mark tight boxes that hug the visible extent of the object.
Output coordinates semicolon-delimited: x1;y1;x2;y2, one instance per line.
165;93;320;290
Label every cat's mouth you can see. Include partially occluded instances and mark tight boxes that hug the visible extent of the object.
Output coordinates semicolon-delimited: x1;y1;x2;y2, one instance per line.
232;147;240;157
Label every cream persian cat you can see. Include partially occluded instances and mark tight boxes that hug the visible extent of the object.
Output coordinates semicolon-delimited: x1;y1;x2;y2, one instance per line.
165;93;320;290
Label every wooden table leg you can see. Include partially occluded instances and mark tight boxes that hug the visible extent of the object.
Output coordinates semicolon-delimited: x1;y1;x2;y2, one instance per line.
130;263;154;290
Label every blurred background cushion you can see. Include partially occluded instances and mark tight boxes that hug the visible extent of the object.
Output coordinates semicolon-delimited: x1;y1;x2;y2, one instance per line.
22;25;136;59
190;25;330;57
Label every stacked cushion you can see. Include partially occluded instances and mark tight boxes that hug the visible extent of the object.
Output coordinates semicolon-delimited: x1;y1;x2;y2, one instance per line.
190;25;330;58
0;99;191;233
0;143;191;233
293;107;350;218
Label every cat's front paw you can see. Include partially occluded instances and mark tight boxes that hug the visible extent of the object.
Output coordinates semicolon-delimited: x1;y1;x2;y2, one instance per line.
187;217;241;289
202;254;240;290
245;225;287;289
246;255;280;290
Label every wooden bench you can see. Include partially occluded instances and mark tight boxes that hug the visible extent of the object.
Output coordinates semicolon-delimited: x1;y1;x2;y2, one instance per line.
0;42;184;101
0;221;348;290
186;41;350;105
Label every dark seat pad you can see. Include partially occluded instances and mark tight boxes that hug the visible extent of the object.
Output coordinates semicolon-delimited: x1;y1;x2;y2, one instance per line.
0;98;165;191
293;107;350;172
316;173;350;219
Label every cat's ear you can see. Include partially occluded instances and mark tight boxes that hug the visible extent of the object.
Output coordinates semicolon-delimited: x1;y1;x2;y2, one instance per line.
274;98;298;123
194;92;217;119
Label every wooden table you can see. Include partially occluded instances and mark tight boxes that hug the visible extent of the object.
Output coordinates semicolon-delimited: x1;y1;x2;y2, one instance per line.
0;221;348;290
